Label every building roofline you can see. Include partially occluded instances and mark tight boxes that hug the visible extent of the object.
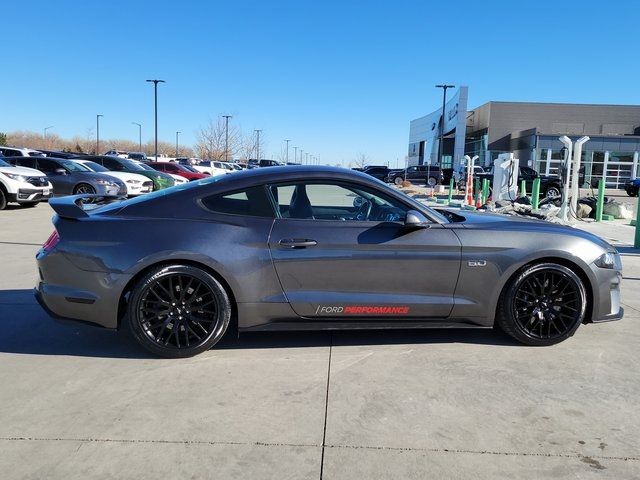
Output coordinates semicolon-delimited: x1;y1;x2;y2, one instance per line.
473;100;640;110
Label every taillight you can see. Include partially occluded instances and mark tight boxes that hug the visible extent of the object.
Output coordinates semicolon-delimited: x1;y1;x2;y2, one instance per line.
42;230;60;252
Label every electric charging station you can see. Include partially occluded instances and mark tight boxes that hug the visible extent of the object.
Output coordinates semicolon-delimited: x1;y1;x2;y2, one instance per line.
492;153;520;202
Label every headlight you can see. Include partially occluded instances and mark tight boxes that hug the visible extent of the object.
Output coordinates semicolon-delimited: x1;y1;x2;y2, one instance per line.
96;179;117;186
126;179;141;184
1;172;27;183
595;252;621;269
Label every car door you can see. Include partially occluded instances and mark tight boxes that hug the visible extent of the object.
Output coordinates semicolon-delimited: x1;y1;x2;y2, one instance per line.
267;180;461;319
35;159;74;195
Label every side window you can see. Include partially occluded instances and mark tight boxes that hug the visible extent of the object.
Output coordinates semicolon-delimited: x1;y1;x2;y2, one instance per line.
15;158;37;168
270;182;409;222
201;186;274;217
35;159;58;173
103;157;122;171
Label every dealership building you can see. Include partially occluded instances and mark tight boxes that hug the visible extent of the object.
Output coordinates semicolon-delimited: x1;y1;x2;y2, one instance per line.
408;88;640;188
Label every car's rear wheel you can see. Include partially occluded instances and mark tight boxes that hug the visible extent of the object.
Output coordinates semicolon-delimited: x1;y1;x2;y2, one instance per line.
394;176;403;186
127;265;231;358
496;263;587;346
427;176;437;186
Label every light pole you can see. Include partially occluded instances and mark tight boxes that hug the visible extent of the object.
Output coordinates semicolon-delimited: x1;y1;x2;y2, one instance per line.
293;146;298;164
222;115;232;162
43;126;54;140
96;114;103;154
435;84;455;168
306;153;309;164
132;122;142;152
146;79;165;161
285;139;290;164
255;129;262;163
300;149;304;165
175;131;181;157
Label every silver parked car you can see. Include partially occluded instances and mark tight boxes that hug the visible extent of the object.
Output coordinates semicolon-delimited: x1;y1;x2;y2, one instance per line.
35;166;623;357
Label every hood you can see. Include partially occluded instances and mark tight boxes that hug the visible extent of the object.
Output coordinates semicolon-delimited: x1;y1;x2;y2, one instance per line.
101;171;150;183
0;165;47;177
85;172;126;186
439;208;612;250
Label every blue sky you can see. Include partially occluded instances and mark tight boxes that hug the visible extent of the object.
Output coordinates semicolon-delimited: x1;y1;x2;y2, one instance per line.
1;0;638;166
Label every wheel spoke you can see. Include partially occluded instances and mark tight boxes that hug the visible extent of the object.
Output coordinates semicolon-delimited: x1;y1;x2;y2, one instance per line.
138;273;220;350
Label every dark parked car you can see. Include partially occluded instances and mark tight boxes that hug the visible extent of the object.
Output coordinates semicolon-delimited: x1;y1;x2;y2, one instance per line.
35;166;622;358
7;156;126;197
625;179;639;197
38;150;81;159
477;165;564;198
361;166;399;181
149;162;209;181
386;164;443;186
75;155;174;190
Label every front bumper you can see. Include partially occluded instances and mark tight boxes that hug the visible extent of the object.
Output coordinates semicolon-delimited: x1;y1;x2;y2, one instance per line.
591;268;624;323
8;187;52;203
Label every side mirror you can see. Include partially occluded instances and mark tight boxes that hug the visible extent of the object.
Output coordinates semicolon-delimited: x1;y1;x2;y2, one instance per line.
54;168;67;175
404;210;431;228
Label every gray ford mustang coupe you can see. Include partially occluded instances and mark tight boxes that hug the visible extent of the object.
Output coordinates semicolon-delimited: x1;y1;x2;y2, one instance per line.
35;166;623;357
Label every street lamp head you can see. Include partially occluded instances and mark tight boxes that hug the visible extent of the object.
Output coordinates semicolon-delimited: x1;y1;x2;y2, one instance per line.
146;79;166;84
435;84;455;89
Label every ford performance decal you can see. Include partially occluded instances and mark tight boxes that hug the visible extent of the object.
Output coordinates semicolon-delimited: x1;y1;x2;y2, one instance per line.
315;305;410;315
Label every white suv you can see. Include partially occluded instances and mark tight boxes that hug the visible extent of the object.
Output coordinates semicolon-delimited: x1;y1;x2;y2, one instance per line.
0;157;52;209
0;146;44;157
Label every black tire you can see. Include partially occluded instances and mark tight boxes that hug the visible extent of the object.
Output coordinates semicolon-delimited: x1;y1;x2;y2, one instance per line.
495;263;587;346
544;185;562;198
127;264;232;358
626;188;638;197
0;188;7;210
394;176;403;186
427;176;437;187
73;183;96;195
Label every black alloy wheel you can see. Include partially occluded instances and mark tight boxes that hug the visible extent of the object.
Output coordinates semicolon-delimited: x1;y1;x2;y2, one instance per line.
127;265;231;358
496;263;586;346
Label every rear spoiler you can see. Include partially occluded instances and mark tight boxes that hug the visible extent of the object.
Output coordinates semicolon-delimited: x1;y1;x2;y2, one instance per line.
49;194;126;219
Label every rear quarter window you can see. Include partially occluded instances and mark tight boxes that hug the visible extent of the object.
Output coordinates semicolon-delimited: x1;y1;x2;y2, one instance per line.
201;186;274;217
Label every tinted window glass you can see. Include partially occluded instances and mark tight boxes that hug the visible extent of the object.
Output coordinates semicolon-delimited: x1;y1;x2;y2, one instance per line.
14;157;37;168
36;158;60;172
201;186;273;217
102;157;124;170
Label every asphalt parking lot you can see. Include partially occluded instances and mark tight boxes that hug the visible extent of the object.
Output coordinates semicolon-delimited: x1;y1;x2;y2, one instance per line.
1;202;639;479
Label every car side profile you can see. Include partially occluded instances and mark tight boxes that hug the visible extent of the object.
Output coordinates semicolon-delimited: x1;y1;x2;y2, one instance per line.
7;156;126;197
73;159;153;196
75;155;175;190
148;161;210;181
192;160;230;177
35;166;623;358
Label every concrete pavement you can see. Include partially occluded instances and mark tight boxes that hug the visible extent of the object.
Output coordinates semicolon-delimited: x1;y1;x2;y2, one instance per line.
0;202;638;479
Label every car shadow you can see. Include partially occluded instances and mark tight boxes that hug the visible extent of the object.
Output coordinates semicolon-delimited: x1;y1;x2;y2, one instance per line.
0;289;520;359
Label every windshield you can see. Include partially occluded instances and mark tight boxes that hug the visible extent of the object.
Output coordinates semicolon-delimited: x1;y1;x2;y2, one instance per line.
134;162;155;171
81;161;109;172
183;165;199;173
119;159;147;171
60;160;90;172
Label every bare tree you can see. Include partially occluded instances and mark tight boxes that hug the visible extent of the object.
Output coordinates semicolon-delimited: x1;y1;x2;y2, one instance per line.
353;153;369;169
195;118;241;160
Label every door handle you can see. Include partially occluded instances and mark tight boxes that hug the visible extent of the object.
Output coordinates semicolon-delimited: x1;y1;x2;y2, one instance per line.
279;238;318;248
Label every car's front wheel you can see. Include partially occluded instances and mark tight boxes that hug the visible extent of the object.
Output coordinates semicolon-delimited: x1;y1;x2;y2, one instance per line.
127;264;232;358
394;176;403;186
544;186;562;198
496;263;587;346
